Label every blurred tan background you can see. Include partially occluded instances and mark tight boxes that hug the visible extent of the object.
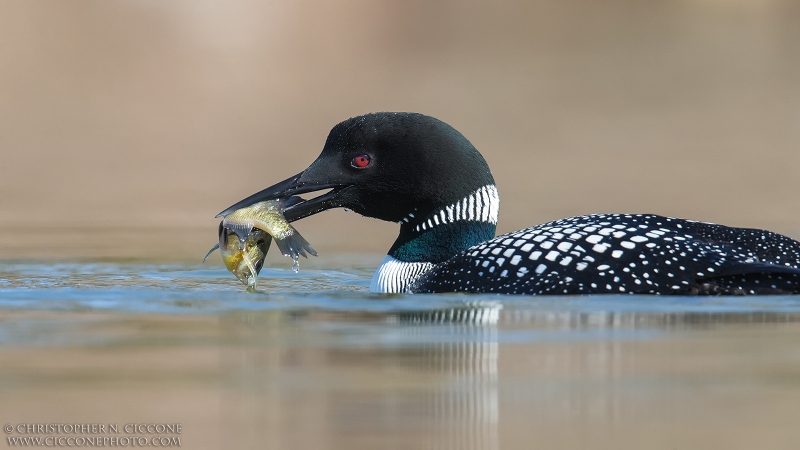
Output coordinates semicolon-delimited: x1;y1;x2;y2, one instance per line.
1;0;799;260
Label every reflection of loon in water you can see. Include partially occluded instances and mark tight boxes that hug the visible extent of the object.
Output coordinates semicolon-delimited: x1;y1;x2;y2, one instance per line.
219;305;800;448
393;302;800;330
390;305;800;450
395;302;501;450
394;301;501;325
500;309;800;330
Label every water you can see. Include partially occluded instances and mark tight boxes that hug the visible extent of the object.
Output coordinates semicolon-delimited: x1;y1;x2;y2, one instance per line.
2;260;800;449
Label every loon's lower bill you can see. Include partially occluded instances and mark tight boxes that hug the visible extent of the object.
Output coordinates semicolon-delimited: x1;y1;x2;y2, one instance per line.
218;112;800;295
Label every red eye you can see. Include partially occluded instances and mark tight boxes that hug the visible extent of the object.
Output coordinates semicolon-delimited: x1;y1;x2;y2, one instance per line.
352;154;371;168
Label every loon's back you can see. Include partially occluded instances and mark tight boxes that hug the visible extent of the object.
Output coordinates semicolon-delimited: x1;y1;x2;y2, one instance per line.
412;214;800;295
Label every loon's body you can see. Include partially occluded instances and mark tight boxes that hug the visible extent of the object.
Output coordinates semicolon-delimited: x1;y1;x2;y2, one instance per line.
219;112;800;295
409;214;800;295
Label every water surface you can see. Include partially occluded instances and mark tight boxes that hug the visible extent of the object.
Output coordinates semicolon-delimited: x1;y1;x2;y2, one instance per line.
1;260;800;449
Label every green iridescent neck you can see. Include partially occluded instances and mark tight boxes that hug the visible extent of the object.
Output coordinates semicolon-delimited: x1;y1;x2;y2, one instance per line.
389;221;496;264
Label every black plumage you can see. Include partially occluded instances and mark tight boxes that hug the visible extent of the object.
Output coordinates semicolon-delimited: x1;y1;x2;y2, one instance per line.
412;214;800;295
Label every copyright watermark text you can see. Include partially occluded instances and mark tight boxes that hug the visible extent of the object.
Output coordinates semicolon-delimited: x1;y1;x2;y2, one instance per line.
4;424;181;447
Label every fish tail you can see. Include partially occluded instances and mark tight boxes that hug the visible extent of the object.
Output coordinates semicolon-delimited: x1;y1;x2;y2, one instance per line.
273;227;318;259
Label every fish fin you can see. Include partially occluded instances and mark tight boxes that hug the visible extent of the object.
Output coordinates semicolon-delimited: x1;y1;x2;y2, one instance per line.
223;221;255;244
255;234;273;268
273;227;317;260
203;243;220;262
241;250;258;290
250;234;272;276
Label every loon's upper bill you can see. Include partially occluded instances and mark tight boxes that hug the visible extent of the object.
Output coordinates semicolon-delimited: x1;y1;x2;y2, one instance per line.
220;112;800;296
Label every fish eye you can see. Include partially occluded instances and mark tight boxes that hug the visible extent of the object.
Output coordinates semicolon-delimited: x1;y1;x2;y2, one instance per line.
351;154;371;169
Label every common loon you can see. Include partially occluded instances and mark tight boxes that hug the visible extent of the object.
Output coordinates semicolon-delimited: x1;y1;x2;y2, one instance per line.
218;112;800;295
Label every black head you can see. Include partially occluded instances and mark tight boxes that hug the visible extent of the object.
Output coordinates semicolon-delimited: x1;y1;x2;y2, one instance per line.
218;112;495;224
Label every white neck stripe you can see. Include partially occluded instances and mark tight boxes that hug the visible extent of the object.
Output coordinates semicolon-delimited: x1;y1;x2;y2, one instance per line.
404;184;499;233
370;255;434;293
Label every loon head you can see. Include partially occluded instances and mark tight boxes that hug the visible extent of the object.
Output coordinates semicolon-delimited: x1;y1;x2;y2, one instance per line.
219;112;499;269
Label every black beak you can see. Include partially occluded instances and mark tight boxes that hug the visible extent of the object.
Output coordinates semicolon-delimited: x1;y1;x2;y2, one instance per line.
216;172;348;222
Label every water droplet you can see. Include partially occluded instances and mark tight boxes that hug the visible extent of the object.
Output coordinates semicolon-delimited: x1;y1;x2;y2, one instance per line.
292;257;300;273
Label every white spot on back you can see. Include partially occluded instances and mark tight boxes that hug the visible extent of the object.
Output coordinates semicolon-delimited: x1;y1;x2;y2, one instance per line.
586;235;603;244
